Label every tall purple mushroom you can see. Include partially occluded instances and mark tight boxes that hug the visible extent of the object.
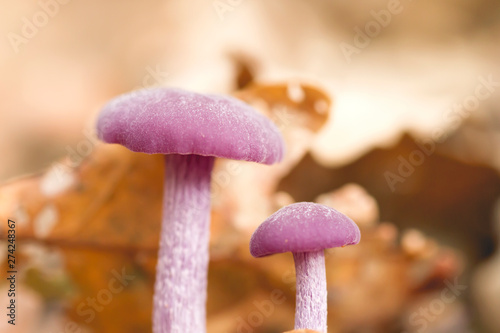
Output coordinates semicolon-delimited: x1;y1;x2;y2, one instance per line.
250;202;360;332
96;88;284;333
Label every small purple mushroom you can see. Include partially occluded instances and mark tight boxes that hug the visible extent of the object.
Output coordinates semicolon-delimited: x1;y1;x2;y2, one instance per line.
250;202;360;332
96;88;284;333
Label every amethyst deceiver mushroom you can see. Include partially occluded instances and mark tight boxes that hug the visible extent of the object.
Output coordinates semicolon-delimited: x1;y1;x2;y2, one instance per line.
250;202;360;332
96;88;284;333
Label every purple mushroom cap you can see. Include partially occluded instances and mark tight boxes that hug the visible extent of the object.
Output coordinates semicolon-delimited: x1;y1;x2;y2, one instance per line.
96;87;284;164
250;202;361;258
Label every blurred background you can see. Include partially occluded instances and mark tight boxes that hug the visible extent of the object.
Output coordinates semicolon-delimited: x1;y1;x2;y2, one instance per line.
1;0;500;332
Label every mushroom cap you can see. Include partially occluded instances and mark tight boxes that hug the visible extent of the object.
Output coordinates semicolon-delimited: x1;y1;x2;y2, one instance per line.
250;202;360;258
96;88;284;164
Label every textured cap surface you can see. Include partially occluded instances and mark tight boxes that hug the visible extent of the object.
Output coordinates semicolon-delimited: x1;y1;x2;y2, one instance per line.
96;88;284;164
250;202;360;257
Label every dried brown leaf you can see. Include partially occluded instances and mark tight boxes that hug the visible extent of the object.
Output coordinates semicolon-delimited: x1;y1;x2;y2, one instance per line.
0;144;163;251
235;82;331;132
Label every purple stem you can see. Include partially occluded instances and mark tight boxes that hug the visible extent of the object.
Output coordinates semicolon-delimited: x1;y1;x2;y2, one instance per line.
153;154;215;333
293;250;328;333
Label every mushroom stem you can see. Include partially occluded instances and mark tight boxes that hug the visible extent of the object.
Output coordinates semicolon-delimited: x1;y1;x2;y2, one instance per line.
293;250;327;333
153;154;215;333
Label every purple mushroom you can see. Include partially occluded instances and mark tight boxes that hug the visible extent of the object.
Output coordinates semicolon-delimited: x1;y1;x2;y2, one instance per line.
96;88;284;333
250;202;360;332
